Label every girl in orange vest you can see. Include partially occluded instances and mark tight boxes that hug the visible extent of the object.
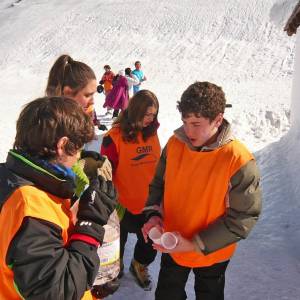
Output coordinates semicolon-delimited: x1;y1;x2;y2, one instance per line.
0;97;117;300
46;55;120;298
101;90;161;291
142;82;262;300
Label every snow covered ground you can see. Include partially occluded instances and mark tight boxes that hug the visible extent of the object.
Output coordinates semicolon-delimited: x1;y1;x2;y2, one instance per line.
0;0;300;299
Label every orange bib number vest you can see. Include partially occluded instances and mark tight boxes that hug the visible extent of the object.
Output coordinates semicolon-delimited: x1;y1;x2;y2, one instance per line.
164;136;253;268
0;186;93;300
109;128;161;214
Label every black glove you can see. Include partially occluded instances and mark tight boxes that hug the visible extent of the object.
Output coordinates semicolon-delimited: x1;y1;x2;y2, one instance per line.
74;176;117;243
98;124;108;131
91;278;120;298
81;150;105;162
99;80;104;85
80;150;111;180
97;85;104;93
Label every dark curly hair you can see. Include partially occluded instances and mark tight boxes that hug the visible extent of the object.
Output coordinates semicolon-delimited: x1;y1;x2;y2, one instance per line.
114;90;159;143
177;81;226;121
14;96;95;160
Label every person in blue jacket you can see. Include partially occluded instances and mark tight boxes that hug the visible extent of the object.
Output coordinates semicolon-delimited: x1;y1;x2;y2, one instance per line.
132;61;147;94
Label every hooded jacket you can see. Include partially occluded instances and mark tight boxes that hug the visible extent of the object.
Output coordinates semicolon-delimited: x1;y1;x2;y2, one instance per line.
143;119;262;268
0;150;98;300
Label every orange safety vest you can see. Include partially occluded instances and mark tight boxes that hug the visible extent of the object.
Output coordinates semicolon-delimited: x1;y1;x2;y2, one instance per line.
109;127;161;214
0;186;93;300
104;81;113;93
102;72;114;93
164;136;253;268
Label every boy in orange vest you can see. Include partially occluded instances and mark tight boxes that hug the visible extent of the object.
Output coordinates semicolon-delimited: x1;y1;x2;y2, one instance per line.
0;97;116;300
142;81;262;300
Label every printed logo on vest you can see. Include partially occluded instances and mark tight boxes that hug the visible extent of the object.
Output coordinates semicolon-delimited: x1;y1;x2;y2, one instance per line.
132;145;152;160
131;145;157;165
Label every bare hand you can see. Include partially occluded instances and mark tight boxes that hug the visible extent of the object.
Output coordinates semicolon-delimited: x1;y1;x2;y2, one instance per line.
97;156;112;181
152;233;200;254
142;216;163;242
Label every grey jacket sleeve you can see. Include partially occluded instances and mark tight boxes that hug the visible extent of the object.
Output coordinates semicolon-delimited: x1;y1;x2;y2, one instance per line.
195;159;262;255
143;146;167;220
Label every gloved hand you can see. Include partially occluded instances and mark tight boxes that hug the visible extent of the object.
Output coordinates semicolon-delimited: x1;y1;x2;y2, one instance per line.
81;150;104;161
97;84;104;93
74;176;117;243
91;278;120;299
99;80;104;85
80;150;112;180
98;124;108;131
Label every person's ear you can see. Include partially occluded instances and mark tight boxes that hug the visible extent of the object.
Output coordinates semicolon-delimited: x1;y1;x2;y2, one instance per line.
62;86;75;97
215;113;224;128
56;136;69;157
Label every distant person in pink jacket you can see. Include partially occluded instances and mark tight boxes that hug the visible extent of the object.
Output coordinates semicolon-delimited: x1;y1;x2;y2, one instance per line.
103;70;129;118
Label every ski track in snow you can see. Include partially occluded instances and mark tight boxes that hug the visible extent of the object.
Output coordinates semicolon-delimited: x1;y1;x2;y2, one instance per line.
1;0;300;299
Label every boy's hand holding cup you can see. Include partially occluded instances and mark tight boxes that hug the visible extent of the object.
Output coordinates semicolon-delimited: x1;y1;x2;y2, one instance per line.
149;230;197;254
142;216;163;242
148;229;179;249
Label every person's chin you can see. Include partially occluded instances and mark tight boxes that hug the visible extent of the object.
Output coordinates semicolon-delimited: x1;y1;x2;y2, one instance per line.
190;139;202;147
85;105;94;114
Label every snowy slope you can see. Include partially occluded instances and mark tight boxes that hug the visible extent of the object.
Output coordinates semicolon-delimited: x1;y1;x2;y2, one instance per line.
0;0;296;156
0;0;299;299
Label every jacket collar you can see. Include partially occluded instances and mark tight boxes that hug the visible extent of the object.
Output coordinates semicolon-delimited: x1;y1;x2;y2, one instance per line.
4;150;76;199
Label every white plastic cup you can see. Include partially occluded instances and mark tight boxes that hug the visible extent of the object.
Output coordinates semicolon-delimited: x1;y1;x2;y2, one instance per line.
161;232;178;250
148;227;162;245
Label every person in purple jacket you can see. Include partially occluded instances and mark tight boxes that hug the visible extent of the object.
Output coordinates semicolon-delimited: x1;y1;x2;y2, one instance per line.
103;70;129;118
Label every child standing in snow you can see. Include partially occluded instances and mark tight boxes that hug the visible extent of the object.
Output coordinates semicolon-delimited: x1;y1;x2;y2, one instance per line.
0;96;117;300
103;70;129;119
142;81;262;300
100;65;115;116
125;67;140;97
46;55;121;298
132;60;147;94
101;90;161;291
100;65;115;95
